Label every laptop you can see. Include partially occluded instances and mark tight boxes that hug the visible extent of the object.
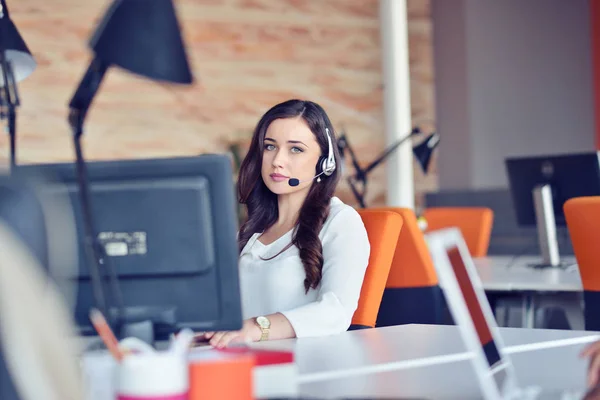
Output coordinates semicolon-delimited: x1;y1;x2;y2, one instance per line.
425;227;591;400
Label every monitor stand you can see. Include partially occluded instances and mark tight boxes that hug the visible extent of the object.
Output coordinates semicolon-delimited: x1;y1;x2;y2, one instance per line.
85;306;177;351
530;184;571;269
116;306;178;344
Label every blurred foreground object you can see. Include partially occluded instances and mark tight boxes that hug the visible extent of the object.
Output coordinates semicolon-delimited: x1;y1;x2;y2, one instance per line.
0;220;83;399
0;172;78;400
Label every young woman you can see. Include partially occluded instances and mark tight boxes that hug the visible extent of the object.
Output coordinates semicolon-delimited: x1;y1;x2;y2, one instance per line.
203;99;370;348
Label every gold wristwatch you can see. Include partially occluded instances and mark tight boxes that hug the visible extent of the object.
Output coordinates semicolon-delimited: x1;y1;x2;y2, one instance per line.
255;316;271;341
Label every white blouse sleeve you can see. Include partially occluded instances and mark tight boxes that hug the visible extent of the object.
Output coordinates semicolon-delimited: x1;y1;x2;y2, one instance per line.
280;207;370;337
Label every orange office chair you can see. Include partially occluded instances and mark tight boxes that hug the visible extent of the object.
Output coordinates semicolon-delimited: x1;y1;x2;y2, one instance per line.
372;208;446;327
350;209;403;330
564;197;600;331
423;207;494;257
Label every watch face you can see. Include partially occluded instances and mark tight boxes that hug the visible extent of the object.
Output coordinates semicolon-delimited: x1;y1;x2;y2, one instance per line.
256;316;270;328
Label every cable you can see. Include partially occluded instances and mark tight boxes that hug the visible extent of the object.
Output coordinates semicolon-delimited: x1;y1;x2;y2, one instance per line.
504;242;537;268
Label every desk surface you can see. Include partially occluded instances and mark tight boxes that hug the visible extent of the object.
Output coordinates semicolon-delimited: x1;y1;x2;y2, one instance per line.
84;324;599;399
254;324;598;382
260;324;598;399
299;343;590;399
474;256;582;292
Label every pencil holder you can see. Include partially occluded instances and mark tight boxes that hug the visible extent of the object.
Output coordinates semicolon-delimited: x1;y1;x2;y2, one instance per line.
115;352;188;400
81;351;118;400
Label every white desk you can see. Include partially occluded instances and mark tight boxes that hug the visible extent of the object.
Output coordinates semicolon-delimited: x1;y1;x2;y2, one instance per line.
254;324;598;383
473;256;583;329
255;324;599;399
474;256;581;292
84;325;599;399
299;343;590;399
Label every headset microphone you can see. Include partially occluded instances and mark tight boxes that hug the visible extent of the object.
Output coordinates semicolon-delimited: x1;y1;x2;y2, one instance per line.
288;170;327;187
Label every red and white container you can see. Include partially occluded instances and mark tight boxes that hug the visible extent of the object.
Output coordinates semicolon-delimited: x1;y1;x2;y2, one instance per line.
218;347;298;398
115;352;189;400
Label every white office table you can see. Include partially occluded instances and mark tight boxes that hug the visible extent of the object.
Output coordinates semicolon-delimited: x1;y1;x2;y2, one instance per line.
474;256;582;292
84;325;599;399
254;324;598;384
299;342;591;399
472;256;583;329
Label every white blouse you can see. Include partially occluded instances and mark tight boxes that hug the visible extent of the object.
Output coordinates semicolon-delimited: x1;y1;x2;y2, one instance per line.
239;197;371;338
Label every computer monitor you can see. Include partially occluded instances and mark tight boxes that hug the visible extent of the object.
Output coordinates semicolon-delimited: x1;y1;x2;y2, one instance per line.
15;154;243;338
505;152;600;267
505;152;600;226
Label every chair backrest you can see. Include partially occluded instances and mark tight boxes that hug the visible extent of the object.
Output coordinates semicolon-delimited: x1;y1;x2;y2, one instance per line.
350;209;403;330
370;208;445;327
377;207;438;288
564;197;600;330
423;207;494;257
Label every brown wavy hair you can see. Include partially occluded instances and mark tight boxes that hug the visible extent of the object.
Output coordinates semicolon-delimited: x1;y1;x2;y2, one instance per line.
237;99;341;293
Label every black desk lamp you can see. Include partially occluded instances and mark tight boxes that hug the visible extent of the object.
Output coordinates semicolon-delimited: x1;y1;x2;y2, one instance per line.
0;0;36;170
338;127;440;208
69;0;193;336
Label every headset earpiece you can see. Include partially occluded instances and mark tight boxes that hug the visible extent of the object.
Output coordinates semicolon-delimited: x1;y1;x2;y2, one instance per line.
317;127;336;176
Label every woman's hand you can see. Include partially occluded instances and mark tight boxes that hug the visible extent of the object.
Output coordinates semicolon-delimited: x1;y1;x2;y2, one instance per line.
200;319;262;349
581;340;600;387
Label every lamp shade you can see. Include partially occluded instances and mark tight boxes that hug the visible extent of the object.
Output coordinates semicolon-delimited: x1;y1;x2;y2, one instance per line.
89;0;193;84
0;0;36;85
413;132;440;174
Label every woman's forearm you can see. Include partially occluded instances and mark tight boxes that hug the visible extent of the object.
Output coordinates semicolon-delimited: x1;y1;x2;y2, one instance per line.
250;312;297;341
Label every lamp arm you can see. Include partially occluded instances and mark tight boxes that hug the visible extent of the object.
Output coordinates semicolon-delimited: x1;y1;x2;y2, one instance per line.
363;127;420;175
338;134;366;182
69;57;125;337
0;54;19;169
7;102;14;170
347;177;367;209
69;57;108;135
341;127;421;208
338;134;368;208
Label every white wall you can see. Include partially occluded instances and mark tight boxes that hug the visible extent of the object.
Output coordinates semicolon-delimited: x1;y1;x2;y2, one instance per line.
432;0;595;190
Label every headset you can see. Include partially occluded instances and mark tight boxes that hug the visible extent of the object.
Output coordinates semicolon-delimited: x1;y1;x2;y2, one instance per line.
318;127;336;177
288;127;337;187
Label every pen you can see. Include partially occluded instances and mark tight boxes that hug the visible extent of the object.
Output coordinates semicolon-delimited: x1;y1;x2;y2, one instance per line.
89;308;124;362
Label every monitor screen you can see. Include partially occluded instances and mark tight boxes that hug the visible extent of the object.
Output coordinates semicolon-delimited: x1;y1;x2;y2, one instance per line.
447;247;507;393
447;247;502;368
447;246;508;392
427;229;515;396
15;155;243;338
505;152;600;226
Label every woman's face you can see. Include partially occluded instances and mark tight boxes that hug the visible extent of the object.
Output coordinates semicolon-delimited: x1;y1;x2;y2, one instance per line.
261;117;322;196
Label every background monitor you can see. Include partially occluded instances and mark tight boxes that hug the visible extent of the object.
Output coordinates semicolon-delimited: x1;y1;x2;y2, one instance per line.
16;154;243;338
505;152;600;227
